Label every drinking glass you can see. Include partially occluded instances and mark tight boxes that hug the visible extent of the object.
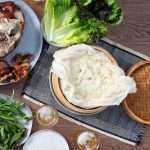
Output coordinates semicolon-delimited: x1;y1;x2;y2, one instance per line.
77;131;100;150
36;105;59;128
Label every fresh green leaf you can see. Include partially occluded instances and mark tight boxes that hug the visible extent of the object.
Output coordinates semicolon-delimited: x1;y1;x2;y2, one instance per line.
0;99;28;149
105;0;117;6
76;0;93;6
43;0;123;46
86;18;108;35
105;0;123;24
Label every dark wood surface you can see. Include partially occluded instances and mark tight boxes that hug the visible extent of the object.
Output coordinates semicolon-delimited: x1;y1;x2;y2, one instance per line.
0;0;150;150
108;0;150;56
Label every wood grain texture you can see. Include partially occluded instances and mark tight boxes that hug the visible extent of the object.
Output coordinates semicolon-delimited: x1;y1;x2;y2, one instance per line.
107;0;150;56
0;0;150;150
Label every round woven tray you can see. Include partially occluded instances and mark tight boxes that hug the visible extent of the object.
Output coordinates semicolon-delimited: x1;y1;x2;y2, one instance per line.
122;61;150;124
51;45;117;115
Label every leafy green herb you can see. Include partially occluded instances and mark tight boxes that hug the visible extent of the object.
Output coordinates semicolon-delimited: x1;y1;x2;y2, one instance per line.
0;98;29;150
105;0;123;24
76;0;92;6
43;0;123;46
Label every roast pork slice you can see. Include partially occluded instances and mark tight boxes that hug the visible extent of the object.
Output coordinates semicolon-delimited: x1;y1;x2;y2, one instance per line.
0;18;23;57
0;1;24;57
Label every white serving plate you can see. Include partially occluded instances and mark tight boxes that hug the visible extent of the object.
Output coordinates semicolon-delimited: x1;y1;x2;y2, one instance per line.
0;0;43;85
23;129;69;150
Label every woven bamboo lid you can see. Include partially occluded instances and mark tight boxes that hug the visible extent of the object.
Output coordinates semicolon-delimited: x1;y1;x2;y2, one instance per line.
122;61;150;124
51;46;117;115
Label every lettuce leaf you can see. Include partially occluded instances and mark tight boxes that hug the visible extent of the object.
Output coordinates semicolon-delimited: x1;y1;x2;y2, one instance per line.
43;0;122;46
105;0;123;24
76;0;93;6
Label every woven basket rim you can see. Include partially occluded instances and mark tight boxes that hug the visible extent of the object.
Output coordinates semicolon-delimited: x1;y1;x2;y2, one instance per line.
122;60;150;124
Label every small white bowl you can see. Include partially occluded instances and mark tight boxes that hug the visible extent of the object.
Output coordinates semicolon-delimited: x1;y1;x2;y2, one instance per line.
23;129;69;150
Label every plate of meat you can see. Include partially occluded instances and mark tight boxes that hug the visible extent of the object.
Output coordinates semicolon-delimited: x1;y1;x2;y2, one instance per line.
0;0;43;85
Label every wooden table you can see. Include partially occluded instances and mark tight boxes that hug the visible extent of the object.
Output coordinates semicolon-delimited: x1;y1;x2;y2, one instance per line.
0;0;150;150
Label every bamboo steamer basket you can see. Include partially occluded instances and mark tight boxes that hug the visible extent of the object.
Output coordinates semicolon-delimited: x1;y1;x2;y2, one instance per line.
50;46;117;115
122;61;150;124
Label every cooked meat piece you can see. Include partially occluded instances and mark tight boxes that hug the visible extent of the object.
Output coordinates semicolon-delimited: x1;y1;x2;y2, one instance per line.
0;18;22;57
0;54;32;83
0;2;17;11
0;2;24;57
12;54;32;65
0;53;32;84
0;59;9;70
0;67;20;83
0;1;24;22
0;59;19;83
13;64;29;78
0;32;8;41
0;2;17;19
12;54;32;77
